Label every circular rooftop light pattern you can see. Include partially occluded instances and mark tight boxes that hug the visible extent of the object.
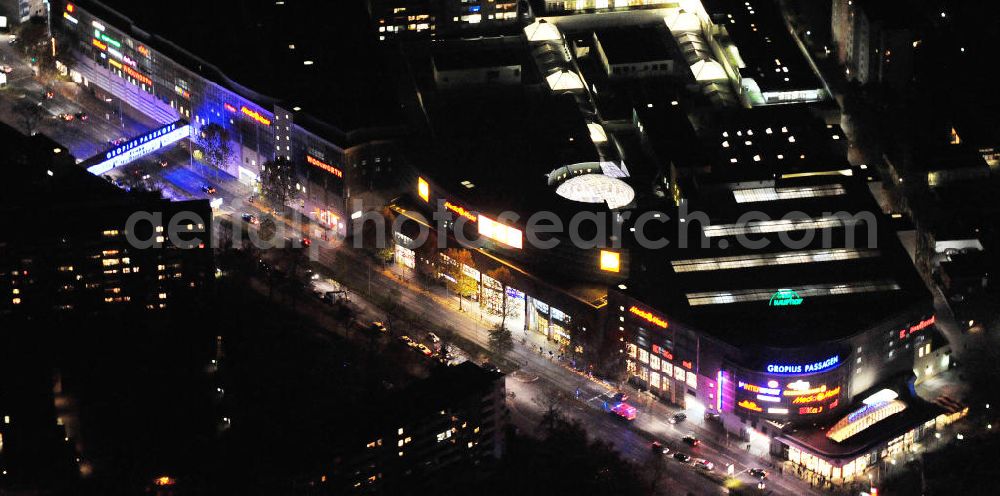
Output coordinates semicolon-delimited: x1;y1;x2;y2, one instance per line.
555;174;635;210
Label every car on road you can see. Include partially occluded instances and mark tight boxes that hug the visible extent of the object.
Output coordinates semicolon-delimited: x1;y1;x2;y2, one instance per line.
651;441;669;455
748;468;768;479
158;159;169;167
682;435;700;446
74;112;88;121
44;90;54;99
399;335;414;345
427;332;441;343
371;321;388;333
608;402;637;421
201;184;217;194
58;113;74;121
704;411;721;422
414;343;433;356
673;453;691;463
482;362;501;374
301;236;311;247
669;412;687;424
694;459;714;471
241;213;259;225
0;65;13;73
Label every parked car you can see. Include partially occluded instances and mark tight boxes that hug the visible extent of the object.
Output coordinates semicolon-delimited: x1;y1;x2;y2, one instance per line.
669;412;687;424
673;452;691;463
704;411;721;422
682;435;700;446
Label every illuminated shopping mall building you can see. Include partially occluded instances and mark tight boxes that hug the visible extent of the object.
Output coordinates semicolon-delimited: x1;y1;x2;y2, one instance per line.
389;0;964;483
57;0;409;236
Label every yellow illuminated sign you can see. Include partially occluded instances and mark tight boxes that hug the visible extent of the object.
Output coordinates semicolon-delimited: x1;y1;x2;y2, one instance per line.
738;400;763;412
417;177;430;202
444;201;476;222
628;306;668;329
600;250;620;273
791;387;841;404
478;215;522;249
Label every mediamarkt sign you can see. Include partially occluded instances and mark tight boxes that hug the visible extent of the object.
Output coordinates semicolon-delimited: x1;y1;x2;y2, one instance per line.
766;355;840;375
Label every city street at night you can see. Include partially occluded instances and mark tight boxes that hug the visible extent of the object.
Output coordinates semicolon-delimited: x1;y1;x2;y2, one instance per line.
3;1;1000;495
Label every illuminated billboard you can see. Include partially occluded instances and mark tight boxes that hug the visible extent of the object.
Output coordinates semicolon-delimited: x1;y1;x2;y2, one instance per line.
87;121;190;175
600;250;620;273
306;155;343;178
732;356;847;419
417;177;430;202
478;215;522;249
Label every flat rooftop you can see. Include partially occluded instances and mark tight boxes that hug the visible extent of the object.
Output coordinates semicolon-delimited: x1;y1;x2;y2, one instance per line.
77;0;405;139
620;108;930;347
412;89;605;220
594;26;677;65
703;0;823;93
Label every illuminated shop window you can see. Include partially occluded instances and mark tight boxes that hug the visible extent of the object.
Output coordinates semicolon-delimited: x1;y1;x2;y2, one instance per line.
674;367;685;381
638;349;649;364
662;361;672;376
625;343;637;358
686;371;698;389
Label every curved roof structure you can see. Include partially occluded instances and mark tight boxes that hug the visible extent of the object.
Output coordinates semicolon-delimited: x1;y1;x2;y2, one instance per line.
555;174;635;210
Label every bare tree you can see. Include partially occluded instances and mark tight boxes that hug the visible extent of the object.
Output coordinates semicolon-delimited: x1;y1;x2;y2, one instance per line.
443;248;477;311
488;322;514;361
486;266;516;330
14;100;45;136
259;156;297;211
532;387;567;434
196;123;235;180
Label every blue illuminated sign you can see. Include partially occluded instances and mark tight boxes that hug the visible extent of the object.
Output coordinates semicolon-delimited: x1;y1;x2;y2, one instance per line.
765;355;840;375
87;121;190;175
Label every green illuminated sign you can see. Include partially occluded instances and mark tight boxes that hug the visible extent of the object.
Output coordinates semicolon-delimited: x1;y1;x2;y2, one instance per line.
94;30;121;48
769;289;803;307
